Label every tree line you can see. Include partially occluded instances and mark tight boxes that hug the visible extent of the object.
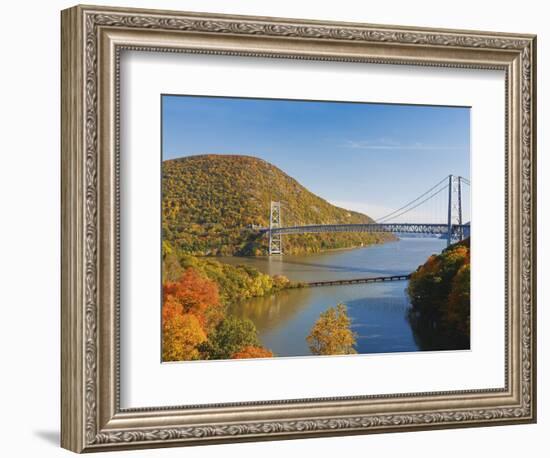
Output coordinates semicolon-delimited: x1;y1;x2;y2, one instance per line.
162;241;359;360
162;242;302;361
406;238;471;350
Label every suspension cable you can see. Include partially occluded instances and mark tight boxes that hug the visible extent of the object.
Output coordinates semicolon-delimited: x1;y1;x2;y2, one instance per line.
376;176;450;223
378;184;450;223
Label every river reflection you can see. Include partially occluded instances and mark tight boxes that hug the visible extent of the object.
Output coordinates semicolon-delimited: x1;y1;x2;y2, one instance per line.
223;237;447;357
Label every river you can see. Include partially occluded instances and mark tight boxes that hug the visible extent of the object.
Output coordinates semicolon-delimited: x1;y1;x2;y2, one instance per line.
220;237;447;357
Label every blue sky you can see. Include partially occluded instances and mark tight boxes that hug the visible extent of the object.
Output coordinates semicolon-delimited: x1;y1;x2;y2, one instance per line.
162;95;470;222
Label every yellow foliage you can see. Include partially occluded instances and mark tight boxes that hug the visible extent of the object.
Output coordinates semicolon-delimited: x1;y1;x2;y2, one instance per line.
162;313;207;362
162;154;396;256
307;303;356;355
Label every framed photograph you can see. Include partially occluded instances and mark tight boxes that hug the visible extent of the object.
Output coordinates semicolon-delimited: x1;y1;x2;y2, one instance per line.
61;4;537;452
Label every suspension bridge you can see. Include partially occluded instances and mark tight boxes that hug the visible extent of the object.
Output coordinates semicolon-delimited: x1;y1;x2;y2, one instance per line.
260;174;471;255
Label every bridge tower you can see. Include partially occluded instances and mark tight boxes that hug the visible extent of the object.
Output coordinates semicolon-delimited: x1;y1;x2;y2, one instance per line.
269;201;283;255
447;175;464;246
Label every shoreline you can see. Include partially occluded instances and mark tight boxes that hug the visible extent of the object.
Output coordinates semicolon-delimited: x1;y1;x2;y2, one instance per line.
190;234;444;261
193;236;402;260
171;233;446;260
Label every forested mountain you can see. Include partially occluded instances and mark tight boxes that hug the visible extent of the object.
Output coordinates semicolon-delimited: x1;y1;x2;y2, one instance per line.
163;154;395;256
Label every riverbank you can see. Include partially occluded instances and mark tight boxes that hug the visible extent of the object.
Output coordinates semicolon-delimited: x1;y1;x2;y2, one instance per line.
407;238;470;350
228;237;447;357
162;245;305;361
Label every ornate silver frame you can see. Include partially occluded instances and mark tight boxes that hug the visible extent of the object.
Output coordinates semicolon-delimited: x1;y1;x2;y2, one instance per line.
61;4;537;453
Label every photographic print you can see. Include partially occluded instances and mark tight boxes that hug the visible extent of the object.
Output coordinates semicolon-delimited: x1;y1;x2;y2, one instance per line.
61;7;536;450
161;95;471;362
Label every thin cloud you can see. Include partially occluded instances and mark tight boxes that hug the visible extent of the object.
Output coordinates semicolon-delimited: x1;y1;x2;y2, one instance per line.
343;139;466;151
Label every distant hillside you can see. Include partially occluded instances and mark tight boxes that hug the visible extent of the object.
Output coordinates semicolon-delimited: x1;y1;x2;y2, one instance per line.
162;154;395;256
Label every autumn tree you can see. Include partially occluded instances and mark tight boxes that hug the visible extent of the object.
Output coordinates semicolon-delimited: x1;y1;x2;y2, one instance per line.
162;312;207;361
161;255;298;362
162;267;223;362
174;253;296;304
231;346;274;359
163;267;223;332
407;238;470;350
307;303;356;355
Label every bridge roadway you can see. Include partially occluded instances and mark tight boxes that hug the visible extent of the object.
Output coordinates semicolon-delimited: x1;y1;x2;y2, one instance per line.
260;223;470;237
306;274;411;287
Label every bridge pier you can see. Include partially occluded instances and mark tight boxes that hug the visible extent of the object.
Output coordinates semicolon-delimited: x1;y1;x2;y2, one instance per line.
268;201;282;255
447;174;465;246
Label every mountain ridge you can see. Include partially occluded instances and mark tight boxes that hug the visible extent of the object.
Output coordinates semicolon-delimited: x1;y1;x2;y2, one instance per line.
162;154;395;256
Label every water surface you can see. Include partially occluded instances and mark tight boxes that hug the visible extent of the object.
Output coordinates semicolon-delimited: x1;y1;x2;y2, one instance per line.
222;237;446;357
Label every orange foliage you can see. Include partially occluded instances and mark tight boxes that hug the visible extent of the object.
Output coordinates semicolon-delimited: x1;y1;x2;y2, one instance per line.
161;267;224;361
162;296;182;324
163;267;222;330
231;346;274;359
161;266;273;361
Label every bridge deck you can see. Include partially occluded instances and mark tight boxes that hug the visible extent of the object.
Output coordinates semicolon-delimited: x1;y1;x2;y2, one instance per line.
306;274;411;287
261;223;470;236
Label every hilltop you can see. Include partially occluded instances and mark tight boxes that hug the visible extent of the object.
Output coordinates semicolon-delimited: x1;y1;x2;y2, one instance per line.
162;154;395;256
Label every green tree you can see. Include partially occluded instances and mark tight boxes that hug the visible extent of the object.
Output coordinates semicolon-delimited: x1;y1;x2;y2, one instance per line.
446;263;470;337
200;316;261;360
172;252;297;304
307;303;356;355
